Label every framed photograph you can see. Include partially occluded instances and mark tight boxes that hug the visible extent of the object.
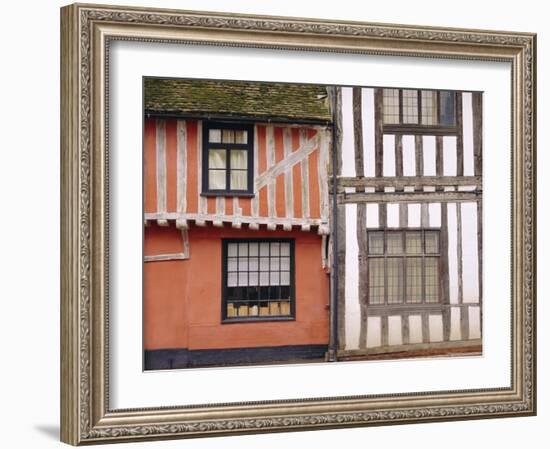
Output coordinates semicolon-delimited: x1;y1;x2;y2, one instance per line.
60;3;536;445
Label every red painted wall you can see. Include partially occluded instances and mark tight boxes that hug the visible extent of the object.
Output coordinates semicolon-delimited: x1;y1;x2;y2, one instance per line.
144;225;329;351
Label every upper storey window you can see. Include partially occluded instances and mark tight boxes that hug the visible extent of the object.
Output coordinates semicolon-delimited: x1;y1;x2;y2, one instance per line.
382;89;457;133
202;122;254;196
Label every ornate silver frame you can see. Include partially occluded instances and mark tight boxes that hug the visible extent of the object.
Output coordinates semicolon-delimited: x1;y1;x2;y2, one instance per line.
60;3;536;445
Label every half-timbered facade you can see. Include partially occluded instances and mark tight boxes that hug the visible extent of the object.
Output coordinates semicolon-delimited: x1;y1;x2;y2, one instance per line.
333;86;483;358
143;79;332;369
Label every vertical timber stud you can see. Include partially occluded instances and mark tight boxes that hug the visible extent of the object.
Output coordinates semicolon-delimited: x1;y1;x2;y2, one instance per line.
456;93;464;177
334;87;347;353
472;91;483;335
353;87;368;350
328;86;342;361
457;203;469;340
440;202;451;340
396;135;407;227
357;204;368;349
374;89;384;179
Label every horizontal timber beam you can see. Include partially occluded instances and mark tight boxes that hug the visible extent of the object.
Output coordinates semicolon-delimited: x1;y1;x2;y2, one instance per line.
339;190;482;204
334;175;481;189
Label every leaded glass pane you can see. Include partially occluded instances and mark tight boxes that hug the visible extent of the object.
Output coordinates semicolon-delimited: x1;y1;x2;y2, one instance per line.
387;258;404;304
368;232;384;255
383;88;400;124
406;232;422;254
425;257;439;302
368;258;385;304
402;89;419;124
439;91;456;125
406;257;423;303
386;232;403;255
421;90;437;125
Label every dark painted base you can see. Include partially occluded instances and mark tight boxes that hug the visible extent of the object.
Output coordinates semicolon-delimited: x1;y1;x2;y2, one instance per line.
144;344;328;370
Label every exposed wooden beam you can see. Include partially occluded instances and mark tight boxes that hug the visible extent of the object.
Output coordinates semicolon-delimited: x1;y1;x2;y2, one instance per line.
340;190;481;204
456;93;464;177
353;87;365;178
374;88;384;178
334;175;481;189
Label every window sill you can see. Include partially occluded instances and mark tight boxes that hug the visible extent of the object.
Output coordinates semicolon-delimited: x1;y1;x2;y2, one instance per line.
221;316;296;324
201;192;255;198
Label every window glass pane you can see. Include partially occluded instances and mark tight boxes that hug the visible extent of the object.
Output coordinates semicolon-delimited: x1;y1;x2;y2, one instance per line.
280;271;290;285
368;232;384;255
421;90;438;125
238;258;248;271
235;130;248;144
209;129;221;143
222;129;234;143
249;272;259;286
425;231;440;254
208;169;226;190
249;243;258;256
208;149;226;168
425;257;439;302
439;91;456;125
238;242;248;256
270;272;280;286
248;257;258;271
383;88;400;124
259;257;270;271
406;232;422;254
270;258;279;271
259;271;269;286
387;258;404;304
280;301;291;315
368;258;385;304
406;257;423;303
228;243;238;257
238;272;248;286
227;258;237;272
402;89;419;124
228;272;238;287
280;257;290;270
230;149;248;169
280;243;290;256
386;232;403;254
270;242;280;256
260;243;270;256
230;170;247;190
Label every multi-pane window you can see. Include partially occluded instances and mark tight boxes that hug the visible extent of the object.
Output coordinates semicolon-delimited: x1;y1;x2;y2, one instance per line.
367;230;441;305
203;122;253;195
382;89;457;128
222;240;295;321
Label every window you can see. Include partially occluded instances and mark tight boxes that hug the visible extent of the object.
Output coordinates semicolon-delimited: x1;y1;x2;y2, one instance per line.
382;89;457;129
222;239;295;321
367;230;441;305
202;122;254;195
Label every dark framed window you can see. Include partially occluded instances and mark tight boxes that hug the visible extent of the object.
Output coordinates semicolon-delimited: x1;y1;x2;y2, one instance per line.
382;88;458;133
202;121;254;196
222;239;295;322
367;229;441;305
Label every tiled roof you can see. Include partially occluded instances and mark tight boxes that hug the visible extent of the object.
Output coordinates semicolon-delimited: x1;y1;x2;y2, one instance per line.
144;78;332;123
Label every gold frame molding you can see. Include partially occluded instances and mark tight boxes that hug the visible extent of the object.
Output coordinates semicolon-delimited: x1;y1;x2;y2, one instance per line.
60;3;536;445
